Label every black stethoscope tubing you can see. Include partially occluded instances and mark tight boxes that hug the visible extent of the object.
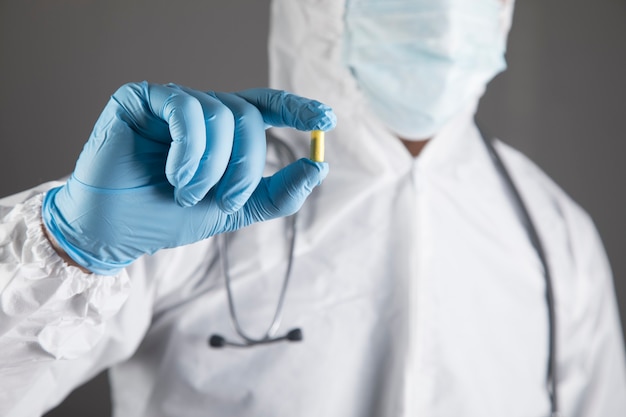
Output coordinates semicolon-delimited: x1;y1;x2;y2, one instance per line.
478;124;559;416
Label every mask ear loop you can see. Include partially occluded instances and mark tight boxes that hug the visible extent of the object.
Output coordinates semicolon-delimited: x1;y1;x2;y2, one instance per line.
476;120;559;416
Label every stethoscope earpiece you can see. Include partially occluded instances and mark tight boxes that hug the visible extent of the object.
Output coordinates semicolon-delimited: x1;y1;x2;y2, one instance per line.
208;328;303;348
208;334;227;348
285;328;303;342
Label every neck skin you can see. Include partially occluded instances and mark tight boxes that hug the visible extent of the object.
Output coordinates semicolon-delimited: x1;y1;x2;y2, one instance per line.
400;137;431;157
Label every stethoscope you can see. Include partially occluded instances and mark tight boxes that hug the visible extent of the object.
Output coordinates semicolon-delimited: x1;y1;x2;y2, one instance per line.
208;136;302;349
208;126;560;416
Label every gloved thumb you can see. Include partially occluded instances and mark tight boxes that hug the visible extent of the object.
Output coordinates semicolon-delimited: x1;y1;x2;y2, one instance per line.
240;158;329;226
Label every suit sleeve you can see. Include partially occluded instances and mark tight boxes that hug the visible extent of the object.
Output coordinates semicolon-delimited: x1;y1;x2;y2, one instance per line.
0;184;132;416
569;213;626;416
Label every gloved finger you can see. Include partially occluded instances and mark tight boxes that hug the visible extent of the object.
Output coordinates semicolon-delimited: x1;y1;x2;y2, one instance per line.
207;91;267;213
160;84;236;207
228;158;329;231
109;82;171;142
143;83;210;197
235;88;337;131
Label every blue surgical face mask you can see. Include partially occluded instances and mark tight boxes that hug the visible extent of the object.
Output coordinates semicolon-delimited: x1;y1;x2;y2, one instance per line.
343;0;508;140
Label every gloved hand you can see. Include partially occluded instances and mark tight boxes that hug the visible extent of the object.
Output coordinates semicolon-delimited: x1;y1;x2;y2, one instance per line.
42;81;336;275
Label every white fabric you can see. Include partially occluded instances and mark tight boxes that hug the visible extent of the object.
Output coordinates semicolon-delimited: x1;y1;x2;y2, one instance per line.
1;0;625;416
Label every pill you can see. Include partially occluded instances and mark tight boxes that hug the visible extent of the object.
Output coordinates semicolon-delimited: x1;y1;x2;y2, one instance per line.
310;130;325;162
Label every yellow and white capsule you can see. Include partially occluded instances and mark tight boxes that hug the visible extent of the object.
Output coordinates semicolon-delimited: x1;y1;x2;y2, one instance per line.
310;130;325;162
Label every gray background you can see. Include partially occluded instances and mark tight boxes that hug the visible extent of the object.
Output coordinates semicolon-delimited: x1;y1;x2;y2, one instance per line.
0;0;624;415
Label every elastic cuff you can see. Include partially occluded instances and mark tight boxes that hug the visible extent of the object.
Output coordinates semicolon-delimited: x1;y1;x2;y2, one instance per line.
41;187;131;275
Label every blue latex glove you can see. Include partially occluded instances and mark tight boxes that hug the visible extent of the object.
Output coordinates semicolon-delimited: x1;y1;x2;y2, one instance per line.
42;82;336;275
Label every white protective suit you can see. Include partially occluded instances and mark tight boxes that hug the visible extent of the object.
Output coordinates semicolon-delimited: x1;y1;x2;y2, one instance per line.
1;0;625;416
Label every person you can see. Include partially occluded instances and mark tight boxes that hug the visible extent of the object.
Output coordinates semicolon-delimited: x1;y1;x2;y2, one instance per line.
1;0;625;416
